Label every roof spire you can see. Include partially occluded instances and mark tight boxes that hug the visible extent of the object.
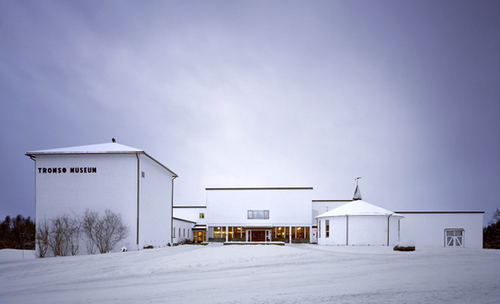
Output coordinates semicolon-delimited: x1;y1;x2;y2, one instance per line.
353;177;362;200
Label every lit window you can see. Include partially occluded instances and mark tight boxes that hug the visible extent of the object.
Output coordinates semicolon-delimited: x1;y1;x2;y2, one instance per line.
199;213;205;219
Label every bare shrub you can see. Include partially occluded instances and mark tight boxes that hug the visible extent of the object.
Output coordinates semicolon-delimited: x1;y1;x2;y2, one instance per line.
81;209;129;254
81;210;99;254
96;210;129;253
49;215;71;256
36;219;50;258
63;215;81;256
48;214;81;256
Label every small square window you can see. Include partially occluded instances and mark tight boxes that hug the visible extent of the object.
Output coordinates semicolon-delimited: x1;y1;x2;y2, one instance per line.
199;213;205;219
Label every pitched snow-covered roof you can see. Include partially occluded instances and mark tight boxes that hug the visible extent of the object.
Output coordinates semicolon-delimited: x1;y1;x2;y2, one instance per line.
316;200;403;218
26;143;143;155
26;143;177;177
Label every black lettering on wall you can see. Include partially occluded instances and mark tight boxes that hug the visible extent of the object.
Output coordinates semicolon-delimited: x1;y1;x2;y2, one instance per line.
37;167;97;174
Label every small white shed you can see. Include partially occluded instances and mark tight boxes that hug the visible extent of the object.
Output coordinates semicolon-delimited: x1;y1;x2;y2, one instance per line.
316;200;403;246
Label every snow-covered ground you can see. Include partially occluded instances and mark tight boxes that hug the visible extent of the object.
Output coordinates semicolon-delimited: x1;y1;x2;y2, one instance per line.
1;244;499;304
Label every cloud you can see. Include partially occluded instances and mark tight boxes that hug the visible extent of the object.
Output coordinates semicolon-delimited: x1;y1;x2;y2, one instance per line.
0;0;499;224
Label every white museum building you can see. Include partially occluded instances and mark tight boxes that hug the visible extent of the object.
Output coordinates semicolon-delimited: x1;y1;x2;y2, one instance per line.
27;142;485;252
26;142;177;252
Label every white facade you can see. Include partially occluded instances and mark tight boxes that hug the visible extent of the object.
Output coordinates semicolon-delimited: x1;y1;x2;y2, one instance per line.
205;188;313;243
316;200;403;246
26;143;177;253
173;206;206;224
396;212;484;248
26;143;484;249
172;217;196;244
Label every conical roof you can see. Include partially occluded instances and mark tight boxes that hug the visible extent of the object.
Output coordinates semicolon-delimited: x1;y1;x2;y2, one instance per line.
316;200;403;218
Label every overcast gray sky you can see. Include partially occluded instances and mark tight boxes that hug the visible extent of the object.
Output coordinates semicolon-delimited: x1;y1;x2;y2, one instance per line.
1;1;499;225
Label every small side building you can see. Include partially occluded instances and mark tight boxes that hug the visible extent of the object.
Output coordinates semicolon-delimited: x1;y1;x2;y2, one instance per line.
316;199;403;246
26;142;177;253
173;206;207;243
395;211;484;248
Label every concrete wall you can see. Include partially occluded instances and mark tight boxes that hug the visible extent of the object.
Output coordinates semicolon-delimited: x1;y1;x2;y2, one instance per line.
397;212;484;248
205;188;313;227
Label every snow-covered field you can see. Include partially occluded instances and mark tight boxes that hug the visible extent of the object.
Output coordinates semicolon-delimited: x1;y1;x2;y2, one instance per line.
1;244;499;304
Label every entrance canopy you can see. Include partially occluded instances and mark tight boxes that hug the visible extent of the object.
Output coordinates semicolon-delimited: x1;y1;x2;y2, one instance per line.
192;225;207;231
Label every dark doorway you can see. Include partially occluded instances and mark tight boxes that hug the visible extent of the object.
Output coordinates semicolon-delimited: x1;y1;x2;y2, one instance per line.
250;230;266;242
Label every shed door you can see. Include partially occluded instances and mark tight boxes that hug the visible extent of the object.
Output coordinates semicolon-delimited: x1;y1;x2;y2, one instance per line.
445;229;464;247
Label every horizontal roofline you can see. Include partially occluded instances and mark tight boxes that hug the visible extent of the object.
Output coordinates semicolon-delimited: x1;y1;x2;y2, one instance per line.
205;187;313;191
173;206;206;208
394;211;484;214
312;200;352;202
26;151;141;156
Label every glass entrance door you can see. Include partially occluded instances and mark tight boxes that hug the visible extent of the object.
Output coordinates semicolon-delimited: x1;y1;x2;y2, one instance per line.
194;231;205;243
247;230;271;242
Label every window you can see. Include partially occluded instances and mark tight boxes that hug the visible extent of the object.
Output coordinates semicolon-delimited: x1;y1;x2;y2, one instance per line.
318;220;321;238
199;213;205;219
173;227;176;238
141;171;145;178
247;210;269;219
214;226;221;238
325;220;330;238
274;227;285;239
445;229;464;247
295;227;305;239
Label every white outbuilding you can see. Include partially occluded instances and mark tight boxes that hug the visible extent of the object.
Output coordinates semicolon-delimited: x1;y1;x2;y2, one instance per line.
316;196;403;246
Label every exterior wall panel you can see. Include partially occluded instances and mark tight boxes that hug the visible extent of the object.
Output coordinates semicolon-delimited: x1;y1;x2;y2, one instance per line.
35;154;138;251
206;188;312;227
348;215;387;246
138;154;174;248
397;212;483;248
